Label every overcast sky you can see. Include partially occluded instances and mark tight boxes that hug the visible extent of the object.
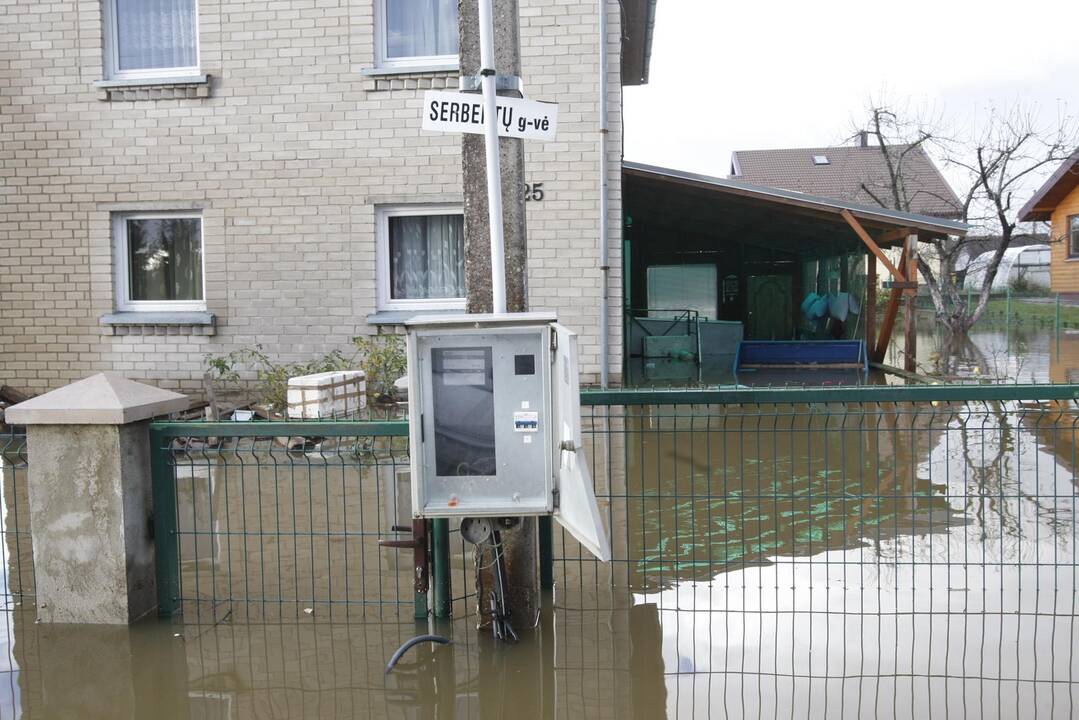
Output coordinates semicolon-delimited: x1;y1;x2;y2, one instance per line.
623;0;1079;194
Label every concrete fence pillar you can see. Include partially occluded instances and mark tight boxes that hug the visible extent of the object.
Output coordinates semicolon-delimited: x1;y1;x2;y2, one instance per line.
6;373;188;624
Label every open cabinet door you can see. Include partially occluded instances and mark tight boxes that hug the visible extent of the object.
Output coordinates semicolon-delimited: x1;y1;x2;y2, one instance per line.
551;323;612;562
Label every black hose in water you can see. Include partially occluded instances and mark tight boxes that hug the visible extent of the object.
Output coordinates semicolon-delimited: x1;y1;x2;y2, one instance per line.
384;634;452;674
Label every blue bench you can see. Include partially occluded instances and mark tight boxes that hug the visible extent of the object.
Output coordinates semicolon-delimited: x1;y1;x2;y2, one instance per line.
734;340;869;373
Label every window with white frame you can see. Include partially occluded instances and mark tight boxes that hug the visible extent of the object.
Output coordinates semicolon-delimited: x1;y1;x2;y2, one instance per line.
377;207;465;311
103;0;199;80
376;0;459;69
114;213;205;312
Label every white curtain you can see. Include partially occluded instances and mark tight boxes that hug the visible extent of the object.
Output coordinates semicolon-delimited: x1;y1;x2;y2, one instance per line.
385;0;458;59
115;0;197;71
390;215;464;300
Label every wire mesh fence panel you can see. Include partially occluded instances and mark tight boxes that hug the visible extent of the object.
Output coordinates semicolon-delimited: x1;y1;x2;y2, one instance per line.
547;395;1079;719
147;387;1079;717
0;429;33;720
153;423;433;623
0;430;33;606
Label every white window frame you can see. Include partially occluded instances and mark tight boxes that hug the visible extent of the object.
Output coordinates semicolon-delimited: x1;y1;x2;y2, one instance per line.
376;205;465;312
373;0;459;70
102;0;201;81
113;211;206;312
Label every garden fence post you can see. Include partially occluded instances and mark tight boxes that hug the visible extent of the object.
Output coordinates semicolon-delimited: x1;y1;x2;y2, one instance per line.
4;373;188;624
432;518;451;618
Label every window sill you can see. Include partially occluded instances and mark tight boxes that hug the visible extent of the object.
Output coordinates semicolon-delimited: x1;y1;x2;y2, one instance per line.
366;309;460;326
359;65;458;92
100;311;216;336
95;74;212;101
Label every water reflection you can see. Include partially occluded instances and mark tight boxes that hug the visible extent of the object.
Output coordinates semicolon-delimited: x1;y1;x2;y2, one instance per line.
619;404;964;589
594;399;1079;718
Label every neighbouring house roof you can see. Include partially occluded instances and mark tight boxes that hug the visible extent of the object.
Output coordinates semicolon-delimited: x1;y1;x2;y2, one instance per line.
1018;148;1079;222
729;144;963;219
624;162;968;247
621;0;657;85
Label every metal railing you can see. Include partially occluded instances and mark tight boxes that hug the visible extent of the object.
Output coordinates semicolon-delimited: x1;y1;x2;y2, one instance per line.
149;420;436;623
547;385;1079;716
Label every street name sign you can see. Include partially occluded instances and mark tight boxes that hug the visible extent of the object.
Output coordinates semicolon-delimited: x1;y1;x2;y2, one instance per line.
422;90;558;141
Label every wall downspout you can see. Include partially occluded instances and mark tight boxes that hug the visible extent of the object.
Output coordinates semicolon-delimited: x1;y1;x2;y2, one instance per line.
598;0;610;388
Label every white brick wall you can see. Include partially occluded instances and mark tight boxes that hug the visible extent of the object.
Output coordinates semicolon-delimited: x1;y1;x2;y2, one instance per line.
0;0;624;395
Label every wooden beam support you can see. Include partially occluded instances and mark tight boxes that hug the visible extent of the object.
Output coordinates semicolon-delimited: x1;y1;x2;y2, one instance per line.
874;227;918;247
873;251;906;362
903;236;918;373
840;209;905;282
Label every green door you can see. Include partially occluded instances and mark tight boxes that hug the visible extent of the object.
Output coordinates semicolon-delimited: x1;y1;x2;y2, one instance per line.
747;275;792;340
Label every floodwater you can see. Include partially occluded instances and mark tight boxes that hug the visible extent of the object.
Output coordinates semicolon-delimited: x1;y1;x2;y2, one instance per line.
0;326;1077;718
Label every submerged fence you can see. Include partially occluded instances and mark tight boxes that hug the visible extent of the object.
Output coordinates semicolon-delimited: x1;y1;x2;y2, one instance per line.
147;385;1079;612
559;385;1079;717
0;384;1040;713
0;429;33;607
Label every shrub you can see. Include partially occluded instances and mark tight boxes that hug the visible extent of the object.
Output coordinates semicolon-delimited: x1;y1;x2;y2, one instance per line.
204;345;351;411
352;334;407;399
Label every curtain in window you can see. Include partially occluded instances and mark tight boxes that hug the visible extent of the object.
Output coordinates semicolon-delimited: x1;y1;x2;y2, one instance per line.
390;215;464;300
127;218;203;302
115;0;197;71
385;0;458;59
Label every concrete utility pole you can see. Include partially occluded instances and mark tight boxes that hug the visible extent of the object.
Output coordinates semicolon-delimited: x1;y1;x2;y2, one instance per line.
461;0;528;315
459;0;540;629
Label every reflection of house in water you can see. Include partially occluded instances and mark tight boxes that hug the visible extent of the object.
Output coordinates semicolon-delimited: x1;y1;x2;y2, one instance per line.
1049;332;1079;384
610;404;961;590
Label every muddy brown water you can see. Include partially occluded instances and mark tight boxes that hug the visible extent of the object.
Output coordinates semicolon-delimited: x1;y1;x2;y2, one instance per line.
0;328;1077;718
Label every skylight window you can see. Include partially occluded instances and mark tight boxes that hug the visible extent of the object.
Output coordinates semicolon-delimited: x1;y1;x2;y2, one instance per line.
813;155;830;166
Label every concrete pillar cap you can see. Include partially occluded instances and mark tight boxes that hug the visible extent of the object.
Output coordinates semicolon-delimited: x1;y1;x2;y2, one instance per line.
5;373;189;425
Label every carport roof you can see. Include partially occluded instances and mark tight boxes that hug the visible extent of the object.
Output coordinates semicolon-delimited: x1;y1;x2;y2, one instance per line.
624;162;968;244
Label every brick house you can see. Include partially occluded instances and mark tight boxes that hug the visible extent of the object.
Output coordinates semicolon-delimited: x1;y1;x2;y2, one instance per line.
0;0;656;395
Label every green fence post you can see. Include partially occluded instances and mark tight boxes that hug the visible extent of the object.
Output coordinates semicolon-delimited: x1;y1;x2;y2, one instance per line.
432;518;451;618
539;516;553;590
149;425;180;617
1006;286;1011;327
1056;293;1062;334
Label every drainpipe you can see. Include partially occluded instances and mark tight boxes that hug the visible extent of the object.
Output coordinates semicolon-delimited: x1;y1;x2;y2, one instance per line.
598;0;610;388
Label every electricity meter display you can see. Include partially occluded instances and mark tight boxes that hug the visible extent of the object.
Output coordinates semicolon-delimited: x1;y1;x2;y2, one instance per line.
432;347;496;477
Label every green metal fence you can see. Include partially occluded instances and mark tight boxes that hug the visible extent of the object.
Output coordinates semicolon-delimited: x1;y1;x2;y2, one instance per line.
144;384;1079;711
553;385;1079;716
149;384;1079;609
0;429;33;607
150;420;421;622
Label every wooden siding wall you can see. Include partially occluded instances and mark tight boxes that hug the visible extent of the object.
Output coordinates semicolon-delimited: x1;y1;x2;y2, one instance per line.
1050;184;1079;294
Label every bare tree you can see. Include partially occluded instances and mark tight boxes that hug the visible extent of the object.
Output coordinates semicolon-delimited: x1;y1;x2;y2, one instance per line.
854;102;1077;333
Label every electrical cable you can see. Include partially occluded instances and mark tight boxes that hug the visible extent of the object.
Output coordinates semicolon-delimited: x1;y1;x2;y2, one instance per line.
384;634;452;675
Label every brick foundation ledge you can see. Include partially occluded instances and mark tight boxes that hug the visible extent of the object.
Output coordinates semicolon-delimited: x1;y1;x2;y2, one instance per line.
99;311;216;336
93;75;212;101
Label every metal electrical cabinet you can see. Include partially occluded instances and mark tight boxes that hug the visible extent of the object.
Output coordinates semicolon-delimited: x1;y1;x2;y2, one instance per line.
405;312;610;561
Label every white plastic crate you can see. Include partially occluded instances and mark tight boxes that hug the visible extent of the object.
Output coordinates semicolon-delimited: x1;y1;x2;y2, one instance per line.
286;370;366;419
